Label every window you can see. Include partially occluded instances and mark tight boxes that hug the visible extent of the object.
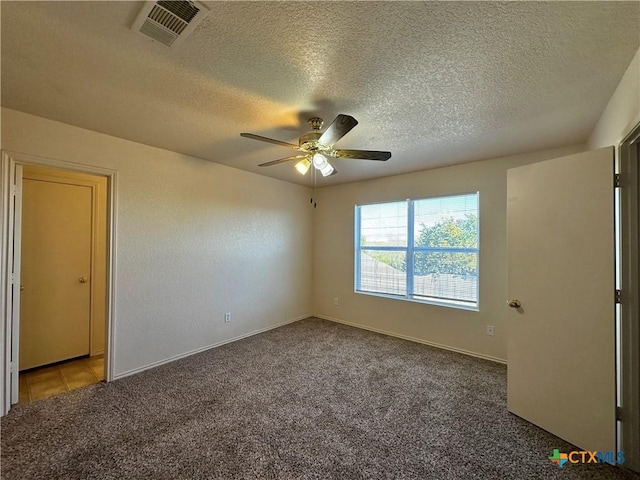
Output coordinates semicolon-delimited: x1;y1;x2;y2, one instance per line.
355;193;479;309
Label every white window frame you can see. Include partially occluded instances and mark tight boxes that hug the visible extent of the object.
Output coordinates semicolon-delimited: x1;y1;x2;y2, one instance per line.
354;193;479;311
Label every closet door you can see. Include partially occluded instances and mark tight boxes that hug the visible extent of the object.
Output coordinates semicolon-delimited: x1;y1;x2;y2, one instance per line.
20;178;92;369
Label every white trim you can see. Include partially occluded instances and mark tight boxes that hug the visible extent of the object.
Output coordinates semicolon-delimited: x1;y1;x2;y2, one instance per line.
1;154;10;415
1;157;24;412
3;151;117;178
316;313;507;365
113;314;311;380
355;290;480;312
9;164;22;405
1;151;118;416
105;164;118;384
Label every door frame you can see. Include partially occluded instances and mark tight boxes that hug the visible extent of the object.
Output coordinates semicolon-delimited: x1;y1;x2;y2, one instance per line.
0;151;118;415
619;121;640;471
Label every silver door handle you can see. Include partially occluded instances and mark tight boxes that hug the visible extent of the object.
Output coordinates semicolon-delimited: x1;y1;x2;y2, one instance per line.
507;299;521;308
79;276;88;284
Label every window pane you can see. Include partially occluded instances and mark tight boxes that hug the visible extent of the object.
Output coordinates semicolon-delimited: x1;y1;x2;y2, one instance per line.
414;194;478;248
355;194;479;309
359;201;408;247
413;252;478;303
359;250;406;295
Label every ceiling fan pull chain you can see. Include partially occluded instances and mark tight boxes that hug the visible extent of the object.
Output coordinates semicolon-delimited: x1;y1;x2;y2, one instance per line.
313;166;317;208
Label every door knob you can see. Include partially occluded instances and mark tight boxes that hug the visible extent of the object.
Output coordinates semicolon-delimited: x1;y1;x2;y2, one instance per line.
507;299;521;308
79;276;88;284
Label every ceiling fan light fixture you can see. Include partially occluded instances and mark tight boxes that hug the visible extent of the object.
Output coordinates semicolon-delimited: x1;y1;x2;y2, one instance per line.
312;153;334;176
319;163;335;177
295;158;312;175
312;153;328;169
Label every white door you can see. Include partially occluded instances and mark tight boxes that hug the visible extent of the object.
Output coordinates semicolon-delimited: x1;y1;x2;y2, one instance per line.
507;147;615;453
19;178;93;370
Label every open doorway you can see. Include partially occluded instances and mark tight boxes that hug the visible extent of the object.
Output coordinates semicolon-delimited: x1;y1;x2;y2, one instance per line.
18;165;108;404
1;152;116;414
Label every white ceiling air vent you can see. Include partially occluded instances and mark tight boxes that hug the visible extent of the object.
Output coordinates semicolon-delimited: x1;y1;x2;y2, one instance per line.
132;1;211;47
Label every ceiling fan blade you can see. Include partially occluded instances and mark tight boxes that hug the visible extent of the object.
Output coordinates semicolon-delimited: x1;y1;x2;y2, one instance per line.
334;149;392;161
258;155;308;167
318;114;358;146
241;132;300;149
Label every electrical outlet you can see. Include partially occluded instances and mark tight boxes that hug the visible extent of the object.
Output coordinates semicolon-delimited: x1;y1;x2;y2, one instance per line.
486;325;495;336
333;297;339;305
224;312;231;323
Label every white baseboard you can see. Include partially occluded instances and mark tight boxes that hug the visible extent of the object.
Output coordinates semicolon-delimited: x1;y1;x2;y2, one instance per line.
315;314;507;365
113;314;312;380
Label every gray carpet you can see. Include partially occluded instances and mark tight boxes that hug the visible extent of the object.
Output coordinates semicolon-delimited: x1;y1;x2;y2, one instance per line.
1;317;638;479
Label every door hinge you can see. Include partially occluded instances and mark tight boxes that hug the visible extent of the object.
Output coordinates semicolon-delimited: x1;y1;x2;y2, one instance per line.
9;362;16;375
616;406;624;421
614;174;621;188
615;289;622;304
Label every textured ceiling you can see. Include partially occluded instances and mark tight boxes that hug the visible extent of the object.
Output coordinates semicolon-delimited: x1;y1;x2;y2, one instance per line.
1;1;639;186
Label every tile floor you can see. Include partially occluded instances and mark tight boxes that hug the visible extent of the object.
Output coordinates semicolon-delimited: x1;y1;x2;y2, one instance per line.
19;355;104;404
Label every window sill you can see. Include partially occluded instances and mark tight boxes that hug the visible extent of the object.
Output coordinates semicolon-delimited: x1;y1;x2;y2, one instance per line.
355;290;479;312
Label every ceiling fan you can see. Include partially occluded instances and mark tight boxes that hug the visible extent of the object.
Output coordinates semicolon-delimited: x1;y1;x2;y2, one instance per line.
240;114;391;177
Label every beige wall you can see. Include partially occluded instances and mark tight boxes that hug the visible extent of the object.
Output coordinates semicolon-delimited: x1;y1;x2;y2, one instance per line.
2;108;313;378
589;47;640;148
312;144;585;362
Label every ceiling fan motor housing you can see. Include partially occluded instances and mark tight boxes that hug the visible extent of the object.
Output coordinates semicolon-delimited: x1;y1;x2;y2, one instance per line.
299;131;323;152
308;117;324;131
